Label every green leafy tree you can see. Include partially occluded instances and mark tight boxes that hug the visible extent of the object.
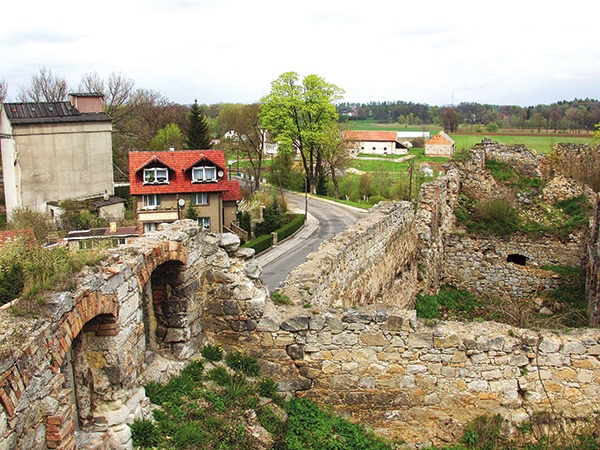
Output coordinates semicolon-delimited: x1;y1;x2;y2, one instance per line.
186;100;212;149
439;107;462;132
593;123;600;140
148;123;184;150
320;122;355;198
184;205;198;221
260;72;344;194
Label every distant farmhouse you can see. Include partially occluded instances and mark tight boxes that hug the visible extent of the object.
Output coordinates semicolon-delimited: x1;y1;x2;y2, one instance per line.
424;131;455;157
0;93;123;222
343;130;410;156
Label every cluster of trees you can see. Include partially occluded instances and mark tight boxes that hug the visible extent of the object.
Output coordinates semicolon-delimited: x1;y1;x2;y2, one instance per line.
4;69;600;204
338;99;600;134
0;69;212;181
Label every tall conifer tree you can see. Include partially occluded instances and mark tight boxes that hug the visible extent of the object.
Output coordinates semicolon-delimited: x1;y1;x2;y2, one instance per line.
185;100;212;149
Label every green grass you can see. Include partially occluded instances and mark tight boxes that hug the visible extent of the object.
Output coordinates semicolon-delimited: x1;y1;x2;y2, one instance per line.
451;134;594;155
137;350;396;449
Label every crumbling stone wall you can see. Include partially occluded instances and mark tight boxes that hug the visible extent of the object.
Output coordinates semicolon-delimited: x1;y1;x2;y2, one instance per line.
279;201;419;309
587;196;600;327
213;306;600;446
0;222;261;450
443;231;586;298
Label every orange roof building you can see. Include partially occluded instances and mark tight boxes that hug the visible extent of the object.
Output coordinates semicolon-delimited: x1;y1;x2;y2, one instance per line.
343;130;409;156
424;131;455;157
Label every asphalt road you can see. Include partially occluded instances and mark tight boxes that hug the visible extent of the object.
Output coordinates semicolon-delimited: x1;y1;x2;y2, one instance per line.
258;191;367;290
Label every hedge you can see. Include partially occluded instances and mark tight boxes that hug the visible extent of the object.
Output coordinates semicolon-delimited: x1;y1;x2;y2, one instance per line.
242;214;306;255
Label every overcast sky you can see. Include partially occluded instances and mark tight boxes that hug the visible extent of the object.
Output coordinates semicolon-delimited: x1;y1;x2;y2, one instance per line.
2;0;599;107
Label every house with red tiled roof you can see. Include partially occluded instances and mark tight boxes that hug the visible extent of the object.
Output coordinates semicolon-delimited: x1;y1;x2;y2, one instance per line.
343;130;409;156
424;131;455;157
128;149;242;235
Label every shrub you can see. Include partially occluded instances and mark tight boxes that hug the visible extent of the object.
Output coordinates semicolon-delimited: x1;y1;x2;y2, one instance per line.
130;419;161;448
277;214;305;241
415;294;440;319
7;207;51;243
207;366;232;386
472;198;520;236
172;422;207;448
180;359;204;382
486;123;499;133
225;351;261;377
271;291;293;305
368;195;387;205
241;233;272;255
201;343;223;362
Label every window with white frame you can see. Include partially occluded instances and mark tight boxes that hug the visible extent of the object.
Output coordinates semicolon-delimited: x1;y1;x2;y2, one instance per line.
143;194;161;209
144;222;158;234
191;192;209;205
192;166;217;182
198;217;210;230
144;167;169;184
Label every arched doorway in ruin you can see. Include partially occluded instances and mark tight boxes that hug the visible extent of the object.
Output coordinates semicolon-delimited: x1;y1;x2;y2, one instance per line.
61;312;124;447
142;260;203;360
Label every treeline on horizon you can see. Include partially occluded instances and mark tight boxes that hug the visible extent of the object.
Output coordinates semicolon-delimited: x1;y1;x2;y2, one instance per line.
336;99;600;133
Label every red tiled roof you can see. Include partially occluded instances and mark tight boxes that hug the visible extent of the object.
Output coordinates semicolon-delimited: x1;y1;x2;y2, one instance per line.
343;130;398;142
129;150;241;200
426;131;455;146
223;180;242;201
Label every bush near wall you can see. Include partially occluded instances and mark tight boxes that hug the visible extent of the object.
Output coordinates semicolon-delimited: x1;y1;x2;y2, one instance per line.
242;214;305;255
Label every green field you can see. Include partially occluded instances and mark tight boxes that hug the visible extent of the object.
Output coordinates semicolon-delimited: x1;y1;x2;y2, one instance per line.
347;120;595;155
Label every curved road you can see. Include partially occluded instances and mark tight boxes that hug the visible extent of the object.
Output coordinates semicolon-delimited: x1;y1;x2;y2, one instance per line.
258;191;366;290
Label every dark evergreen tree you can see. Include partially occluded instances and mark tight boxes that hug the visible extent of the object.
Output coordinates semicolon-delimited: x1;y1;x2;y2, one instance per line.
185;100;212;149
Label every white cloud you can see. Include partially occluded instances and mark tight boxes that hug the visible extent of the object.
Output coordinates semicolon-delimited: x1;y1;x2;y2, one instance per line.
2;0;599;106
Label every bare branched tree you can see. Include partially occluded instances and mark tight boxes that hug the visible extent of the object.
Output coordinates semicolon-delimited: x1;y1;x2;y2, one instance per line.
0;79;8;103
17;67;68;102
218;104;265;191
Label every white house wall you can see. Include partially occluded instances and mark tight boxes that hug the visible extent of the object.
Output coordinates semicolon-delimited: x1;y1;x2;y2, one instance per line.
359;140;406;155
0;108;21;216
7;121;113;215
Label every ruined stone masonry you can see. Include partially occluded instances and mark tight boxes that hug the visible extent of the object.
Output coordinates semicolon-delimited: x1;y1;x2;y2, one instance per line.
1;140;600;448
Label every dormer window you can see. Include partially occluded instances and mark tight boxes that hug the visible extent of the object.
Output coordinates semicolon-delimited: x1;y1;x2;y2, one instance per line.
192;166;218;183
144;167;169;184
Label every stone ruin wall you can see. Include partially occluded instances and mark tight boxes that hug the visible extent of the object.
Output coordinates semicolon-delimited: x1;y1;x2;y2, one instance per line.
217;308;600;445
0;223;266;450
279;201;420;310
587;196;600;327
442;232;586;299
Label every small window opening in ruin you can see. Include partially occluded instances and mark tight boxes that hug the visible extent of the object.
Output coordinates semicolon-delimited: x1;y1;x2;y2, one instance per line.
507;254;527;266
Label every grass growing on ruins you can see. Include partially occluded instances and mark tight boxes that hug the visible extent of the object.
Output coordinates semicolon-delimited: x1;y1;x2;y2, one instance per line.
454;158;593;238
432;412;600;450
415;275;588;329
0;237;106;308
415;286;483;320
135;348;395;450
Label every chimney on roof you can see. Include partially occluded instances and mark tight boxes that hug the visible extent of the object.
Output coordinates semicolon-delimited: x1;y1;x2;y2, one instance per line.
68;93;105;113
